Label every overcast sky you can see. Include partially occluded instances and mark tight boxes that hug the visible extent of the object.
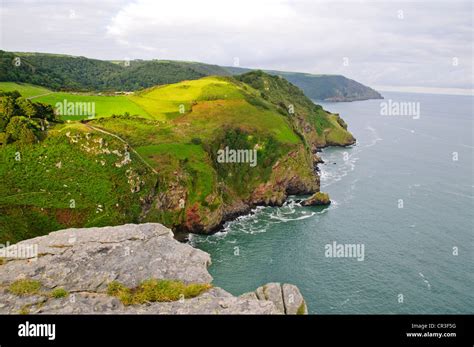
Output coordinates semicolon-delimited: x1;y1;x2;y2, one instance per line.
1;0;472;93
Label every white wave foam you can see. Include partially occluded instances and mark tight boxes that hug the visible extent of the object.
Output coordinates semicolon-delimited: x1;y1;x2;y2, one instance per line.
269;212;316;222
419;272;432;290
320;154;359;188
365;125;383;148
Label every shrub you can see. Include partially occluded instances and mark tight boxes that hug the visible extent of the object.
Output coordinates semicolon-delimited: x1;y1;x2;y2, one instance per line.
190;137;202;145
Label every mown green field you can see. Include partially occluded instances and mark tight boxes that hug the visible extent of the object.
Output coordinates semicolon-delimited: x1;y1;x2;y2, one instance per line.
34;93;150;120
0;82;151;120
0;82;51;98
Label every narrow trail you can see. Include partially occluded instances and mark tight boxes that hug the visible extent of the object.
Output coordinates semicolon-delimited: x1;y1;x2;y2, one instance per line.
27;92;54;100
84;124;158;174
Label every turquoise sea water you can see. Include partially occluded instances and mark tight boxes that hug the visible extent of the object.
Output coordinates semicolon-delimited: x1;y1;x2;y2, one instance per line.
192;92;474;314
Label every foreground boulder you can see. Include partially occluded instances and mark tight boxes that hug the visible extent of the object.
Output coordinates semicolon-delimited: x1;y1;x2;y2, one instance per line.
242;283;307;314
0;223;307;314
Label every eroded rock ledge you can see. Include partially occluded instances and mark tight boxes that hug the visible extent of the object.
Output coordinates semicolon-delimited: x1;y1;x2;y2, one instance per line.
0;223;307;314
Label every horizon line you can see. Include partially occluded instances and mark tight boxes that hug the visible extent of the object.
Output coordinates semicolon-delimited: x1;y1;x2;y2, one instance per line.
374;85;474;96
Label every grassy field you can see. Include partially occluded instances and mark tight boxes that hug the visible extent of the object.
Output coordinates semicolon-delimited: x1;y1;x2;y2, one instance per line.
0;82;51;98
129;77;244;121
0;82;151;120
34;93;151;120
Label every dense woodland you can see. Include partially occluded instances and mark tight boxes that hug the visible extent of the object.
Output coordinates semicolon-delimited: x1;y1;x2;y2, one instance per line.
0;51;229;91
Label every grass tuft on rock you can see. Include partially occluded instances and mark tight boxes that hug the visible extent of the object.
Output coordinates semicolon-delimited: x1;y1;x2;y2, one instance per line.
8;279;41;296
18;305;30;315
107;279;212;305
296;301;307;315
50;288;69;298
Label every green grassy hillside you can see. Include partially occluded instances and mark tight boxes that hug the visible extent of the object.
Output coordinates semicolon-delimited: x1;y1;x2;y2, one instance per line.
236;71;355;147
0;72;355;242
0;122;156;243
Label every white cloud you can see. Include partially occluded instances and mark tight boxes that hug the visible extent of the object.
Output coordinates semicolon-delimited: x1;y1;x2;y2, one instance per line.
1;0;472;89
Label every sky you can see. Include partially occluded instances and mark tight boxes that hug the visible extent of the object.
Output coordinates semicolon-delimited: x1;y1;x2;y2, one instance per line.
0;0;473;93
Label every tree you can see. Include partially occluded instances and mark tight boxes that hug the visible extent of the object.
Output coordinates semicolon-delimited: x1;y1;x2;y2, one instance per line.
0;90;21;99
0;90;58;144
1;96;19;121
4;116;37;144
16;98;37;119
34;102;56;121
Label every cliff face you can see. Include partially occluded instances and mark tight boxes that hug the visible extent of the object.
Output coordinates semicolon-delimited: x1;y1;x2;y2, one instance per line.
226;66;383;102
0;223;307;314
280;74;383;102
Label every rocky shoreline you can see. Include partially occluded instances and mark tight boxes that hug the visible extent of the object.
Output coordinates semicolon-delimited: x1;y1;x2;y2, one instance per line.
180;143;350;238
0;223;307;314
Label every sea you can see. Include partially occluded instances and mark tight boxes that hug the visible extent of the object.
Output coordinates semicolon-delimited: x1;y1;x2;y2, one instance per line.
192;91;474;314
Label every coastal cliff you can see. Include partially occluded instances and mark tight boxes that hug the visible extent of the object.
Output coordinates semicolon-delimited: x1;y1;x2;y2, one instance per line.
0;223;307;314
0;71;355;242
143;71;355;234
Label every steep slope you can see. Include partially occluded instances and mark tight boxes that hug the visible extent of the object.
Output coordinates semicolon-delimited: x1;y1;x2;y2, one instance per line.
0;72;354;241
236;70;356;148
226;66;383;101
0;122;156;243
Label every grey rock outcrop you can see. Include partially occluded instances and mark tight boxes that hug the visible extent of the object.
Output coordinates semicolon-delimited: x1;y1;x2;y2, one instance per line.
0;223;307;314
243;282;308;314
